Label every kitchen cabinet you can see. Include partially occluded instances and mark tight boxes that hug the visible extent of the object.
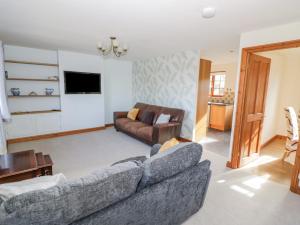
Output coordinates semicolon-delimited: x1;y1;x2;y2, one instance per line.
209;103;233;131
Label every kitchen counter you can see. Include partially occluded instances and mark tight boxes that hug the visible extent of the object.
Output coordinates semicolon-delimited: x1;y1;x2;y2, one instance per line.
208;101;234;106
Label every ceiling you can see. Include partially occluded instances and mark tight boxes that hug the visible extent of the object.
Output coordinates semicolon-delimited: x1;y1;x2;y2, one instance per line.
0;0;300;63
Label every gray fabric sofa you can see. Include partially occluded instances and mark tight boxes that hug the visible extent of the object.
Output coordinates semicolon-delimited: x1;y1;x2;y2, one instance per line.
0;142;211;225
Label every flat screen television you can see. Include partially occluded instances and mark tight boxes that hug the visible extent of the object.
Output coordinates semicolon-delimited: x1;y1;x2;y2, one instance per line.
64;71;101;94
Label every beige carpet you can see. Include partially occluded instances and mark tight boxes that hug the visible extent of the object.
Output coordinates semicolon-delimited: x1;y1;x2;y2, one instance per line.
8;128;300;225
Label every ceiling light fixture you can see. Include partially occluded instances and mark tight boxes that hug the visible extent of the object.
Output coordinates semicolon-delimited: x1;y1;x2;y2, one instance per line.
202;7;216;19
97;37;128;57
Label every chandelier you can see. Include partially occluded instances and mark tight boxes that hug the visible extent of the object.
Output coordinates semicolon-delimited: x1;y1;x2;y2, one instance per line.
97;37;128;57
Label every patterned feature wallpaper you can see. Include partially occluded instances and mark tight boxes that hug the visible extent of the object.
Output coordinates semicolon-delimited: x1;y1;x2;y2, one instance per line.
132;50;200;139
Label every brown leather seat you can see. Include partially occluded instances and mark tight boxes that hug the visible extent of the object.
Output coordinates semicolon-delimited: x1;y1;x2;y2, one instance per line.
137;126;153;142
114;102;184;145
115;118;133;128
123;121;148;135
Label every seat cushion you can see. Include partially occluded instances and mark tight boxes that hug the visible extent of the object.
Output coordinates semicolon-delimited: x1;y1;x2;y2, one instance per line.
123;121;148;135
115;118;133;128
137;142;202;190
3;162;144;225
137;126;153;141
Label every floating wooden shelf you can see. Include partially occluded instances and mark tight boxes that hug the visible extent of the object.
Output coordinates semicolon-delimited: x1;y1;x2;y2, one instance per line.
6;77;59;82
11;110;61;115
4;60;58;67
8;95;60;98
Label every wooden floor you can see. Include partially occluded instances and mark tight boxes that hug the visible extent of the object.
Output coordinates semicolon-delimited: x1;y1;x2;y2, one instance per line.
249;138;295;186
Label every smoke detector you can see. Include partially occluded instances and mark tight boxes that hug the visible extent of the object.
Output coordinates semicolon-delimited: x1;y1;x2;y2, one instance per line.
202;7;216;19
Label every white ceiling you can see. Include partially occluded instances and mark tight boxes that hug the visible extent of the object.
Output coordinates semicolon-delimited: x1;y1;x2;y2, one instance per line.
0;0;300;63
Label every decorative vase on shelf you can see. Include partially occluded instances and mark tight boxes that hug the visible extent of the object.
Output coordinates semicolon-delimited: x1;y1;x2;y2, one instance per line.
45;88;54;96
10;88;20;96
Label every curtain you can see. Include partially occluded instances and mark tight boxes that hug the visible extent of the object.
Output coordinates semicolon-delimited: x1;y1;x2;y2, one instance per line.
0;41;10;154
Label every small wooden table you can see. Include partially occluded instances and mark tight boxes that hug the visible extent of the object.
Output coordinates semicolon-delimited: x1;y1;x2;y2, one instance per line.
0;150;53;184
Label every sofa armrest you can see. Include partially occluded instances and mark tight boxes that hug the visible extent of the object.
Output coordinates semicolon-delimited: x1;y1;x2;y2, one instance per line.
114;111;128;119
113;111;128;130
152;122;182;144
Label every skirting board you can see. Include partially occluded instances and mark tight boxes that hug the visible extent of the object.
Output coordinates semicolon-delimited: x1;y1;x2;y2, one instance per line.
7;126;106;144
7;123;191;144
178;137;192;142
261;134;287;149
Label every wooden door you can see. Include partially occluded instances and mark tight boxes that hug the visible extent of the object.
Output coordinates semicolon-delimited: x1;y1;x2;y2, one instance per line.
195;59;211;142
240;54;271;161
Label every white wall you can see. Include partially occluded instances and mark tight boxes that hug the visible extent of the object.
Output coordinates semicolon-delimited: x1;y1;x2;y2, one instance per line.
58;51;105;131
104;59;132;124
276;53;300;135
3;45;135;139
259;50;300;143
211;62;238;90
229;21;300;158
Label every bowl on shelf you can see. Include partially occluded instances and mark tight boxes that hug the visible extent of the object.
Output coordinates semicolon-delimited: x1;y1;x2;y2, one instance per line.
10;88;20;96
45;88;54;96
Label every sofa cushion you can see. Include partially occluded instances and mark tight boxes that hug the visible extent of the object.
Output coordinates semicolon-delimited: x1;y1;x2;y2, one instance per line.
155;114;171;124
116;118;133;128
138;142;202;190
159;138;180;153
0;173;66;202
140;111;155;125
4;162;144;225
137;126;153;141
127;108;140;120
123;121;148;135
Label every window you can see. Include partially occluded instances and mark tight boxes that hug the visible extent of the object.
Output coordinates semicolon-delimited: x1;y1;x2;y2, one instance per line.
209;73;226;96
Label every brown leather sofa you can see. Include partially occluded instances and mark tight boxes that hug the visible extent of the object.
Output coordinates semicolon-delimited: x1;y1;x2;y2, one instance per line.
114;102;185;145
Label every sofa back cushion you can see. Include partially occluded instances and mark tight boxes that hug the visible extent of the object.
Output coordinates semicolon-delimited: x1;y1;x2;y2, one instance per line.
134;102;184;123
138;142;202;190
140;111;155;125
3;162;144;225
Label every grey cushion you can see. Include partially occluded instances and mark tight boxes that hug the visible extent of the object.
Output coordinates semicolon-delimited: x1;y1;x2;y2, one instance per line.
111;156;147;166
71;160;211;225
138;142;202;190
150;144;161;157
3;161;144;225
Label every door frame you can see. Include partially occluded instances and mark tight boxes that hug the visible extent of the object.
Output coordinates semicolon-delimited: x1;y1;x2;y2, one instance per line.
227;39;300;194
194;59;212;142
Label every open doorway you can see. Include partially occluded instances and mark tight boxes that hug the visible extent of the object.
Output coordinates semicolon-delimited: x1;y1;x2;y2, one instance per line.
199;62;237;158
228;39;300;194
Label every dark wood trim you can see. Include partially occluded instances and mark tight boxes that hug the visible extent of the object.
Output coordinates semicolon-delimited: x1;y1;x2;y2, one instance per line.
228;39;300;169
8;95;60;98
7;126;106;144
178;137;192;142
260;135;287;149
211;70;226;73
11;110;61;115
7;77;59;82
5;60;59;67
195;59;212;142
227;39;300;195
291;145;300;194
243;39;300;53
105;123;114;128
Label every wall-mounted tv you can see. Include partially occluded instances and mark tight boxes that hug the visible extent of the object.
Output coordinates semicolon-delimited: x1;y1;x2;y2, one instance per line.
64;71;101;94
